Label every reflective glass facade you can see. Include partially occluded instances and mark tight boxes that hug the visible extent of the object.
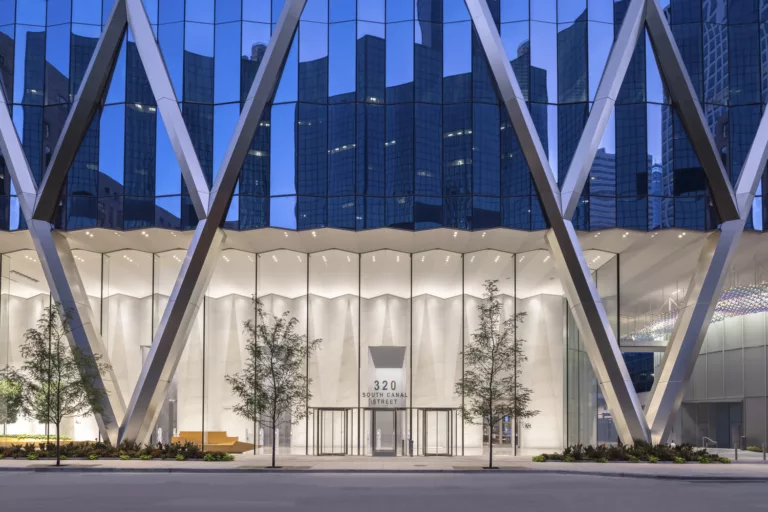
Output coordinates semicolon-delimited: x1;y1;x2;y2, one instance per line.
1;0;767;232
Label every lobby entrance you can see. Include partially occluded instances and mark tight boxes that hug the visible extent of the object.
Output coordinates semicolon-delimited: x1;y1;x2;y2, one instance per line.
361;408;407;456
314;408;351;455
422;409;455;456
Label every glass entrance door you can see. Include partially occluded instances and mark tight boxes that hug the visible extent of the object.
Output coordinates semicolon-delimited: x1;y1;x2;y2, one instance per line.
317;409;348;455
423;409;452;456
372;409;397;456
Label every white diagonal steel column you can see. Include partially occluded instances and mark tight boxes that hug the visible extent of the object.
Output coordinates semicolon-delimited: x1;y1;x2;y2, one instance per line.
0;65;125;443
125;0;210;219
561;0;645;219
645;107;768;444
465;0;650;443
118;0;308;444
645;0;740;222
32;0;127;222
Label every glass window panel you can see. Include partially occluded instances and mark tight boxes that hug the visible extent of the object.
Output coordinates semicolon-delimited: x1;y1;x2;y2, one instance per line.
299;21;328;104
386;103;414;196
415;103;441;196
155;195;181;228
157;25;184;101
328;195;355;228
241;22;271;102
215;0;241;23
270;195;297;229
126;29;154;105
271;103;297;195
557;21;587;103
297;103;328;195
387;0;413;22
14;26;46;106
73;0;102;24
243;0;271;22
185;0;214;23
45;24;71;106
329;22;356;101
729;23;760;106
646;32;665;104
48;0;72;26
0;0;14;26
415;20;442;103
160;0;185;23
414;195;442;229
214;103;240;182
124;103;157;199
328;103;356;195
386;195;413;228
589;0;614;22
17;0;46;25
358;0;384;22
298;195;326;228
331;0;356;22
531;0;556;22
356;21;385;104
531;22;557;104
356;104;385;195
443;103;472;195
239;107;270;195
386;21;414;103
443;0;469;22
588;21;613;101
214;21;241;104
559;0;586;23
155;111;181;196
273;0;286;22
274;35;298;103
443;22;471;104
71;24;101;99
184;22;214;104
473;103;500;196
302;0;328;22
501;0;527;22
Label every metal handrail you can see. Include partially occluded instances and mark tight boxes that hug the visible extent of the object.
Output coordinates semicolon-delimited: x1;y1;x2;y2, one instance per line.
702;436;717;448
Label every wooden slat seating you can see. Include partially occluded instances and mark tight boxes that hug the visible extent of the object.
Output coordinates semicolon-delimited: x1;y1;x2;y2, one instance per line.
171;431;255;454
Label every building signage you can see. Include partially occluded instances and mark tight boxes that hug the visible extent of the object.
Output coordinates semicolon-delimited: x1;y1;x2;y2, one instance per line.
364;346;407;408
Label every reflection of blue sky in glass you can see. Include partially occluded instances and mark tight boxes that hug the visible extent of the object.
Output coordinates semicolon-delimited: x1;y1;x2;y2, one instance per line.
0;0;763;232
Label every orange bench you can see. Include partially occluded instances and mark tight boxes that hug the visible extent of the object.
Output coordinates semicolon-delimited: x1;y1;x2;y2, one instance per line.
172;431;255;454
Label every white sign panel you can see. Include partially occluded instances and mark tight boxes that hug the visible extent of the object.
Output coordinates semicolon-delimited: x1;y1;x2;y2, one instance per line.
363;346;407;408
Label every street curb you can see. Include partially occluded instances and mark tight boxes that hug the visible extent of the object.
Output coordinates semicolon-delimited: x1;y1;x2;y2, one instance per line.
0;465;767;481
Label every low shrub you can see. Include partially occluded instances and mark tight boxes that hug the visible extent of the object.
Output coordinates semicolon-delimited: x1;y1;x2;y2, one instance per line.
140;454;152;461
532;455;546;463
627;455;639;463
564;456;575;463
718;457;731;464
536;443;730;464
175;454;186;461
26;452;40;461
119;454;131;461
648;456;659;464
674;457;685;464
597;458;608;463
746;446;762;453
88;453;100;460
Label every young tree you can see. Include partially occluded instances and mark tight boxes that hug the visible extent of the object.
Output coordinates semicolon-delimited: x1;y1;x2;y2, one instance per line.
456;279;539;469
227;299;321;468
0;367;24;435
19;306;112;466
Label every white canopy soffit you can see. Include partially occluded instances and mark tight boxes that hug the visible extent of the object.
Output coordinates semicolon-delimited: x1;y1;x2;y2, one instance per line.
466;0;768;444
2;0;767;446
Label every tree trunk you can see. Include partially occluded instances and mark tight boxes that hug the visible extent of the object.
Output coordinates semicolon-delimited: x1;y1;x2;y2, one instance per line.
489;430;493;469
271;419;277;468
56;422;60;467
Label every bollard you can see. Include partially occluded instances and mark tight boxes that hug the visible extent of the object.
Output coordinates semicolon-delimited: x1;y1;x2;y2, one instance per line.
763;443;766;462
735;446;738;461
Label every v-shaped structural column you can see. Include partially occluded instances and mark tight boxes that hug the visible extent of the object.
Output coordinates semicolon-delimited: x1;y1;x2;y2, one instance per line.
464;0;650;443
0;0;132;443
644;0;768;440
118;0;308;444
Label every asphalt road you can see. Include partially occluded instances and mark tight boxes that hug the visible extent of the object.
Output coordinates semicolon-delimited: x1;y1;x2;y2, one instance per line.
0;472;765;511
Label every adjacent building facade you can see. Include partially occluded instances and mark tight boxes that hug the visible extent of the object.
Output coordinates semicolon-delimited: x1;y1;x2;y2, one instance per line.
2;0;768;456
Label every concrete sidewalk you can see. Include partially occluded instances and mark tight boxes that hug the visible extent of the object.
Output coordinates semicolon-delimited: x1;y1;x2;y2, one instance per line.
3;452;768;480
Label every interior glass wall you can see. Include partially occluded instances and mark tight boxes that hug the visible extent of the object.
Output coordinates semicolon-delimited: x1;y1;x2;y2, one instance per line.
308;250;359;455
204;250;256;452
257;249;308;454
